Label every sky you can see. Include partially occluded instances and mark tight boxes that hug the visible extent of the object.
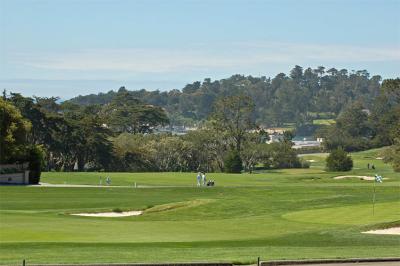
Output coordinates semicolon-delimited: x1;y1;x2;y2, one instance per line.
1;0;399;99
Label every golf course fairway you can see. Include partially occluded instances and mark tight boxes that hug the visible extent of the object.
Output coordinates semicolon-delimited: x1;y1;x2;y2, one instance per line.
0;148;399;265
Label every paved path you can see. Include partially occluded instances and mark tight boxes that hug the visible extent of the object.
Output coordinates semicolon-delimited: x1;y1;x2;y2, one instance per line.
280;263;400;266
32;183;190;188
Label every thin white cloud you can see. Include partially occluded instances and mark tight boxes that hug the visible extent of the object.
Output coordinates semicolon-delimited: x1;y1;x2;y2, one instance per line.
12;42;400;73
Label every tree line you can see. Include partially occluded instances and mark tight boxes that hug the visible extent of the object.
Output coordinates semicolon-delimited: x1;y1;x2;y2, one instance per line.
1;91;167;172
1;91;308;174
70;66;381;127
1;69;399;175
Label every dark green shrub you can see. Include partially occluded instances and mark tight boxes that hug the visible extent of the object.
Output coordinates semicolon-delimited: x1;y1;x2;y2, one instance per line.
264;142;305;169
27;145;45;184
224;150;243;173
112;208;123;213
300;159;311;169
326;148;353;171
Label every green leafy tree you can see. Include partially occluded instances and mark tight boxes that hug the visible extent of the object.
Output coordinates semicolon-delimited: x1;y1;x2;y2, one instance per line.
370;78;400;146
241;131;269;172
211;95;255;152
104;91;169;134
62;103;114;171
326;148;353;171
383;139;400;172
335;102;371;138
265;141;303;169
322;102;372;151
0;98;31;163
224;150;243;173
183;127;227;172
111;133;155;171
241;142;267;173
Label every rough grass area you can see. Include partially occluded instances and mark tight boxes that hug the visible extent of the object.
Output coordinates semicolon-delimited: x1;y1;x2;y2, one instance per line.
0;148;399;265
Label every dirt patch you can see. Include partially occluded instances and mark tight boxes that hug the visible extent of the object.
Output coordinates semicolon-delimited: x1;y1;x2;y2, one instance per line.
71;210;143;217
363;226;400;235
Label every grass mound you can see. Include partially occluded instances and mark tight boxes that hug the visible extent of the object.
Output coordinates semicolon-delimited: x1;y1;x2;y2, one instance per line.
144;199;215;214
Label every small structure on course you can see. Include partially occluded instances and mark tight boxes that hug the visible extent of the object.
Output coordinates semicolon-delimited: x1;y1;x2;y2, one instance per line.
0;163;30;184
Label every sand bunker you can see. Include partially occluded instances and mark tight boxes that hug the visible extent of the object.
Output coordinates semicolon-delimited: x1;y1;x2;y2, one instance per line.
333;175;386;181
363;227;400;235
307;159;316;162
71;210;143;217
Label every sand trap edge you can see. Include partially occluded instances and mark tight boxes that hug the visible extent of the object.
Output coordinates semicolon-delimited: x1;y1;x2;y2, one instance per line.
333;175;388;181
362;226;400;235
71;210;143;217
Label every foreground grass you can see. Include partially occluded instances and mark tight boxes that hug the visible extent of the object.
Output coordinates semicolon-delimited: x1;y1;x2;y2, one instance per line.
0;148;399;265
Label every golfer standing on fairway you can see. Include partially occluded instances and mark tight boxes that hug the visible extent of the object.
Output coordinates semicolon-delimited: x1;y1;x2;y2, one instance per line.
202;172;207;186
197;172;202;186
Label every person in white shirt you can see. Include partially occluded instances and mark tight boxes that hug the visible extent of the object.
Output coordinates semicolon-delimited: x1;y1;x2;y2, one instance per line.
196;172;202;186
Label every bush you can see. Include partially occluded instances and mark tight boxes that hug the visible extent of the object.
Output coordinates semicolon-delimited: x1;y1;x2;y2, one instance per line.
26;145;45;184
326;148;353;171
224;150;243;173
112;208;123;213
300;159;311;169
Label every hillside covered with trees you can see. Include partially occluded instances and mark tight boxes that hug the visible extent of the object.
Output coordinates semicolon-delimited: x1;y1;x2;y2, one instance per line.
69;65;382;126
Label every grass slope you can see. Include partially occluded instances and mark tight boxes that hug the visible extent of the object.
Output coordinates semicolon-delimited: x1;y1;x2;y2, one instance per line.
0;148;399;264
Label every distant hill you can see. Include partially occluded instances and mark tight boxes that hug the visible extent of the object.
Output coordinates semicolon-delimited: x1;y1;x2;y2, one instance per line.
68;66;382;126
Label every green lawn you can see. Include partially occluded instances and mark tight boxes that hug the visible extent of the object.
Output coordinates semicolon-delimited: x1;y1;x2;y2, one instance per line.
313;119;336;125
0;148;399;265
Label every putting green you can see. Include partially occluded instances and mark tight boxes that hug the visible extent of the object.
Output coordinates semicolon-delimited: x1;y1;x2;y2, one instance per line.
283;202;400;225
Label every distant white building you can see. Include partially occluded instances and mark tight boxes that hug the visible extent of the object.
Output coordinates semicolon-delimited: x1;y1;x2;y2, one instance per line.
292;140;321;149
266;134;284;144
155;125;198;135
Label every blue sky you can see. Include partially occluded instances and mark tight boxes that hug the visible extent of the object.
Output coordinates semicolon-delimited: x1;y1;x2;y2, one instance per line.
1;0;399;99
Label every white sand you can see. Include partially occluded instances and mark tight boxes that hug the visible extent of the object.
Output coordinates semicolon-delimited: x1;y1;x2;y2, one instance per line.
71;210;143;217
363;227;400;235
307;159;316;162
333;175;387;181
